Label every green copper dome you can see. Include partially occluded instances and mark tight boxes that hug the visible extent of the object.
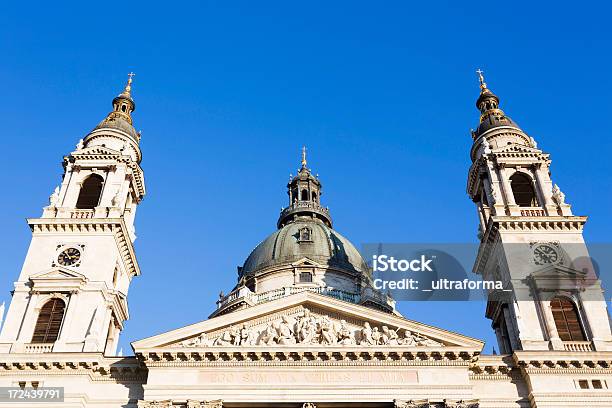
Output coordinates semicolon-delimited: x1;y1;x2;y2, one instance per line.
241;218;369;277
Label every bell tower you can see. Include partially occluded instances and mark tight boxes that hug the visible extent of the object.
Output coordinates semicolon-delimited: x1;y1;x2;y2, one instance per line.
467;71;612;353
0;74;146;355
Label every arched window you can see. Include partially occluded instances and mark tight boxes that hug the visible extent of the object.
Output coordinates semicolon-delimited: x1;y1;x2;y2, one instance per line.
31;298;66;343
510;173;537;207
312;192;317;203
550;297;586;341
301;189;309;201
76;174;104;209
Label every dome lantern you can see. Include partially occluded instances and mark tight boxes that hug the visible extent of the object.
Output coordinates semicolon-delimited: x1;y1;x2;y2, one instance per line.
277;147;333;228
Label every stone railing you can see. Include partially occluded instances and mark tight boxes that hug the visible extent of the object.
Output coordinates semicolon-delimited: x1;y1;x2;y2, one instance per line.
24;343;54;353
216;286;360;310
563;341;594;352
69;209;95;219
278;202;331;220
519;207;546;217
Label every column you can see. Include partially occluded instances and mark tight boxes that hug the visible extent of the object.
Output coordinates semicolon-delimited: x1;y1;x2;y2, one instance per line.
540;300;563;350
499;167;518;215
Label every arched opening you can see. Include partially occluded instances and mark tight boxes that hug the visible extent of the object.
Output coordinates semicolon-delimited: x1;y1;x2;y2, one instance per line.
76;174;104;209
312;192;317;203
31;298;66;343
301;189;309;201
510;173;537;207
550;296;586;341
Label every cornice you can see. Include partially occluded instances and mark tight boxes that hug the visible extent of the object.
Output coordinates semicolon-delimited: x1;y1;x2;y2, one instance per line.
136;348;478;368
492;216;587;232
0;354;146;382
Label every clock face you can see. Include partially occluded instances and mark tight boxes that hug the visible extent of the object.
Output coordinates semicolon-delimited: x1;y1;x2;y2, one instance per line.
533;244;559;265
57;247;81;266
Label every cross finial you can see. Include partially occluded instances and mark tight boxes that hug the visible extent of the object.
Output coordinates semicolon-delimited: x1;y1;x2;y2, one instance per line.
301;146;307;169
124;72;135;95
476;69;487;90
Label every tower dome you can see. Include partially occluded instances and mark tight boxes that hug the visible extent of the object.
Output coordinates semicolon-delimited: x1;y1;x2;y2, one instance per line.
470;70;536;162
82;73;142;163
212;148;394;317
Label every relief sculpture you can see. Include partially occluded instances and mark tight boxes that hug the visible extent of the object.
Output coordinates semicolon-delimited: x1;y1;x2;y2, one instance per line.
175;308;443;348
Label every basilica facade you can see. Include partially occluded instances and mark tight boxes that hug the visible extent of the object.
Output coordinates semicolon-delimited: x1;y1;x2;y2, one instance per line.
0;73;611;407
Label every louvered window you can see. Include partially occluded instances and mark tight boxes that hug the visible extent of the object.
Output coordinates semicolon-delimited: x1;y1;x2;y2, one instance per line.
550;297;586;341
31;298;66;343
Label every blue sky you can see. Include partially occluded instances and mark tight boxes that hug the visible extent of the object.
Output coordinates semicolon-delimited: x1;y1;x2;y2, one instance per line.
0;1;610;354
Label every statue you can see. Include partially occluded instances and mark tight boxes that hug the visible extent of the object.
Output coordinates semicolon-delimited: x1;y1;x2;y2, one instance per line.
48;186;60;207
371;327;382;345
359;322;376;345
529;136;538;148
75;139;84;150
214;330;233;346
490;187;498;204
318;316;336;345
230;326;240;346
552;184;566;205
413;332;442;347
481;137;491;155
276;316;296;345
238;323;255;346
111;188;122;207
178;332;210;347
336;320;355;345
400;330;417;346
381;325;399;345
297;309;317;344
258;324;278;345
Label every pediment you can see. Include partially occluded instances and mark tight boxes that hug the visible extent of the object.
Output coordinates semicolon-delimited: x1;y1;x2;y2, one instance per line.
529;264;588;280
30;267;88;282
132;291;483;352
291;257;322;267
29;267;88;292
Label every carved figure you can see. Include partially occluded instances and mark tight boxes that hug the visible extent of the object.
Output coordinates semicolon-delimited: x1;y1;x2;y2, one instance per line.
400;330;417;346
230;326;240;346
297;309;317;344
552;184;566;205
179;332;210;348
381;325;399;345
49;186;60;207
481;137;491;154
238;323;255;346
318;316;336;345
111;188;122;207
336;319;354;345
258;324;277;345
360;322;376;345
371;327;382;345
277;316;296;345
214;330;233;346
413;332;442;347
